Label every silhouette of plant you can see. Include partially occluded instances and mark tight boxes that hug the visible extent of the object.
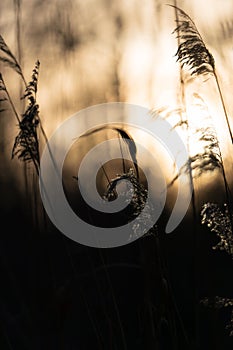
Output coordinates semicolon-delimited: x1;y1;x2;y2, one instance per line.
201;202;233;336
169;4;233;143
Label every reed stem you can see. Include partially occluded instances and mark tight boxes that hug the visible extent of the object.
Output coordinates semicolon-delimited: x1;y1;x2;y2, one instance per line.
213;70;233;143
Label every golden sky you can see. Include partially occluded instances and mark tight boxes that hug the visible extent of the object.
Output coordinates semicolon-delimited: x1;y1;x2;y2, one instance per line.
1;0;233;199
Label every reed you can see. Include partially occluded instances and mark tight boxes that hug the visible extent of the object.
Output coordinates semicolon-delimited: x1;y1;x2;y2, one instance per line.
169;4;233;144
201;202;233;337
169;3;233;342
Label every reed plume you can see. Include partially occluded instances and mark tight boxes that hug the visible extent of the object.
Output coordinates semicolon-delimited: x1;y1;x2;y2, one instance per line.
0;35;52;230
169;97;225;179
201;202;233;337
169;6;233;341
0;35;49;151
169;4;233;143
104;168;152;241
201;296;233;337
11;60;40;173
0;35;26;85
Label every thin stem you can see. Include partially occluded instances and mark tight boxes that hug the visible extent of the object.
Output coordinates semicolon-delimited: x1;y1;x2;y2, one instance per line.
64;244;104;349
1;74;20;123
14;0;23;98
101;164;111;187
173;1;200;348
118;133;126;173
219;158;233;232
213;70;233;143
101;163;117;199
98;250;128;350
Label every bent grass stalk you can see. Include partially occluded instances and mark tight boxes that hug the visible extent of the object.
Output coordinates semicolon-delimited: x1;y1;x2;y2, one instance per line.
170;1;233;249
0;73;39;175
169;4;233;144
0;35;50;160
0;35;60;231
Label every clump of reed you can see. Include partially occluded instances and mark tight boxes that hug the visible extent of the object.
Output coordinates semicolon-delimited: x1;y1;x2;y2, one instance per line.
0;34;50;230
200;201;233;337
169;2;233;340
0;35;50;172
1;1;233;345
169;3;233;143
104;167;155;241
11;60;40;173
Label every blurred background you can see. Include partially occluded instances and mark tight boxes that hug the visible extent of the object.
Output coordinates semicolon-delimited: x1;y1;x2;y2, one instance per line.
0;0;233;349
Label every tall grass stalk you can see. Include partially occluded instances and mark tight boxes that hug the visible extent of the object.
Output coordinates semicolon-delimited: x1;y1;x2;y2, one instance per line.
0;35;49;155
14;0;23;105
13;0;30;207
170;1;233;241
0;35;59;232
171;1;197;228
169;4;233;144
170;3;233;346
171;2;200;347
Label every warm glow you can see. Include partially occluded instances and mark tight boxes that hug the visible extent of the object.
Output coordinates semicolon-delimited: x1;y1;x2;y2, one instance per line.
1;1;233;347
